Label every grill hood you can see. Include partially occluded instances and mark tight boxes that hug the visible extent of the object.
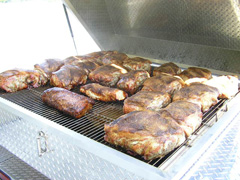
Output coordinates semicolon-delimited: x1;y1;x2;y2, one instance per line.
64;0;240;74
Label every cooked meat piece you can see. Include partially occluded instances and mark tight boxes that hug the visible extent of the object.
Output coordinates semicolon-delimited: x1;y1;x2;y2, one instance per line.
75;55;103;66
173;83;219;112
153;62;181;76
42;87;95;118
104;110;185;160
71;61;100;75
80;83;128;102
204;75;239;99
184;78;208;85
117;70;150;95
123;91;171;113
50;65;88;90
160;101;203;137
142;74;184;95
89;64;128;86
34;58;64;85
0;69;42;92
178;67;212;81
64;55;103;66
123;57;152;73
85;50;118;58
63;56;80;65
101;52;129;65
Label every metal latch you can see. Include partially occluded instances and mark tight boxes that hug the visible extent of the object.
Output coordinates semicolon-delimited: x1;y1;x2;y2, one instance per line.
37;131;49;157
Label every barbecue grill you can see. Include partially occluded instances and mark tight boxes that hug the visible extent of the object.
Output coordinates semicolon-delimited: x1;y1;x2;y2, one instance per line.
1;0;240;179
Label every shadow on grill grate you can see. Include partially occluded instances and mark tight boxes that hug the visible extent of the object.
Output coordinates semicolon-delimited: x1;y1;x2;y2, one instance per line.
0;85;229;168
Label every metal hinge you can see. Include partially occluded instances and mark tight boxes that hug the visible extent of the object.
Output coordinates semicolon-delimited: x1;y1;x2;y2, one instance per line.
37;131;50;157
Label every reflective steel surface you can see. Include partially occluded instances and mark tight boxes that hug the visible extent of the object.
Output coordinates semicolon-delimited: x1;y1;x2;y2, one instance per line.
65;0;240;74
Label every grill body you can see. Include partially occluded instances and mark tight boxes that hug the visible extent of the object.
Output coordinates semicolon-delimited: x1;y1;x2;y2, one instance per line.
0;79;240;179
1;0;240;179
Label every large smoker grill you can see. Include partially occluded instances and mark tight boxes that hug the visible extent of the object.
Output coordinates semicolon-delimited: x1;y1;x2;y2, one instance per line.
1;0;240;179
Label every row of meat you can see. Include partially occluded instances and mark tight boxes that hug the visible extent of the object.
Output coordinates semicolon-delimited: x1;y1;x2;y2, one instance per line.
1;50;239;161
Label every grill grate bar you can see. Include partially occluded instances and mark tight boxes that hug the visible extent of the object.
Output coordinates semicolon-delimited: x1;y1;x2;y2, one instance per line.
0;85;233;169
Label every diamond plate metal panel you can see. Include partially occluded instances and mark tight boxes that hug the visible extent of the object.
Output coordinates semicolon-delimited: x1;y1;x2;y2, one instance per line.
106;0;240;50
0;109;146;180
0;155;49;180
182;114;240;180
0;146;13;163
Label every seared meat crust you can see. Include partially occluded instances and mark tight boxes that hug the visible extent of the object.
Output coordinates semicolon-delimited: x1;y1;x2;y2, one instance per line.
153;62;181;76
117;70;150;95
123;91;171;113
178;67;212;81
89;64;128;87
142;74;184;95
160;101;203;137
101;52;129;65
80;83;128;102
104;110;185;160
0;69;42;92
173;83;219;112
50;65;88;90
42;87;95;118
34;58;64;85
123;57;152;73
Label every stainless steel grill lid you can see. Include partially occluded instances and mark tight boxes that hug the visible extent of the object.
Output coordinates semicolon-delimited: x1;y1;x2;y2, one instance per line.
64;0;240;74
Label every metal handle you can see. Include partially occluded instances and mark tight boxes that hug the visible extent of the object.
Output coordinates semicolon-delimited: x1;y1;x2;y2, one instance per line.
37;131;49;157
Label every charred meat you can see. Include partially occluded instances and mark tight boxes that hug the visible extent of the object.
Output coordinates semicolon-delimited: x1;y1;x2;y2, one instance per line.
123;91;171;113
173;83;219;112
0;69;42;92
42;87;95;118
89;64;128;87
117;70;150;95
101;52;129;65
34;58;64;85
123;57;152;73
153;62;181;76
142;74;184;95
178;67;212;81
160;101;203;137
80;83;128;102
104;110;185;160
50;65;88;90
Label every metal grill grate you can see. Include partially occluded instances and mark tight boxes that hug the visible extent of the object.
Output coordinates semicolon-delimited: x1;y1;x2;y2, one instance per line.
0;85;230;168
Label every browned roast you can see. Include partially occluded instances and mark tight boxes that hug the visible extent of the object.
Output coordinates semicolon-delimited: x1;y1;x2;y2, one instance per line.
50;65;88;90
141;74;184;95
64;55;103;66
153;62;181;76
173;83;219;112
204;75;239;99
71;61;100;75
0;69;42;92
122;57;152;73
117;70;150;95
34;58;64;85
160;101;203;137
42;87;95;118
101;52;129;65
89;64;128;87
63;56;80;65
85;50;118;59
123;91;171;113
178;67;212;81
80;83;128;102
104;110;186;160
